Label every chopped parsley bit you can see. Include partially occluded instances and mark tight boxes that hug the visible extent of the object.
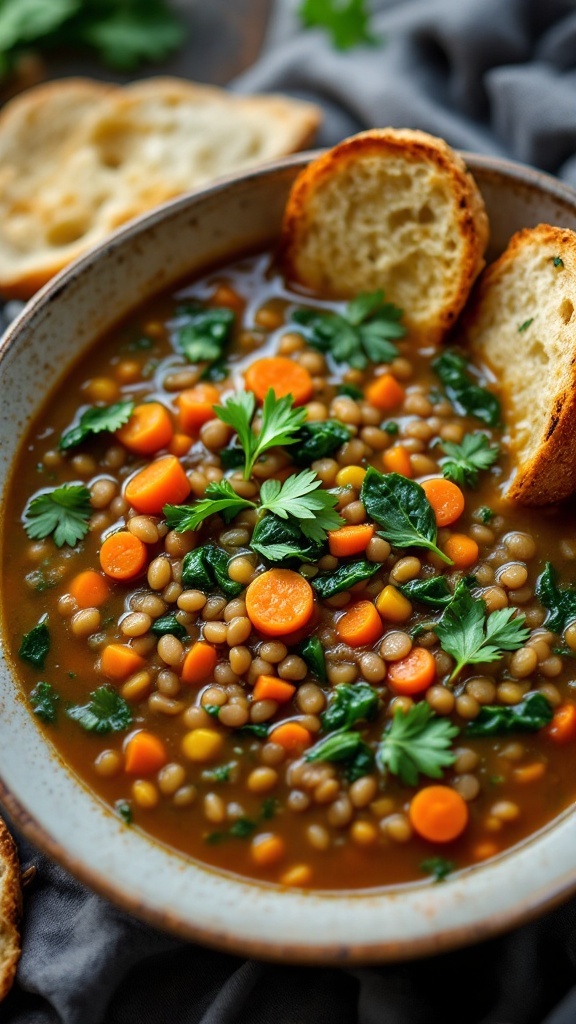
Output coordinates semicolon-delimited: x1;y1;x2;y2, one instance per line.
518;318;534;333
439;433;500;489
115;800;133;825
59;400;134;450
433;351;501;427
420;857;456;883
552;256;564;268
378;703;458;786
203;705;221;718
490;775;505;786
383;421;399;435
67;686;132;734
337;382;364;400
201;764;234;783
176;305;235;375
292;289;405;370
299;0;379;50
477;506;495;523
25;568;58;592
30;682;59;724
23;484;92;548
435;581;529;683
261;797;279;820
19;619;50;669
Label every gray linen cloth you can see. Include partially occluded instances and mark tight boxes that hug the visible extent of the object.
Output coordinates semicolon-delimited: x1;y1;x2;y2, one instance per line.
5;0;576;1020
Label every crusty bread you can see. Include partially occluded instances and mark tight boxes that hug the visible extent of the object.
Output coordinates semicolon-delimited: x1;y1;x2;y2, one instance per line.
0;77;321;299
279;128;489;344
0;818;21;1002
462;224;576;505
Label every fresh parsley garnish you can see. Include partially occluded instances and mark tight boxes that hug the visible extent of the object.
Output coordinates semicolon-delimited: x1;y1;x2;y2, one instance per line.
67;686;132;734
19;619;50;669
202;764;234;783
439;433;500;488
23;484;92;547
59;400;134;450
292;289;405;370
433;351;501;427
30;681;59;723
518;318;534;333
360;468;452;563
466;692;553;737
214;388;306;479
552;256;564;268
176;305;234;375
435;582;530;683
378;703;458;786
298;0;378;50
383;421;399;435
477;506;494;523
536;562;576;633
421;857;456;883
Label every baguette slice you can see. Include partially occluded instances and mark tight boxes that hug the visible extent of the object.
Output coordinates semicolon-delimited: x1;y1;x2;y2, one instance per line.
0;818;21;1002
279;128;489;343
462;224;576;505
0;77;321;299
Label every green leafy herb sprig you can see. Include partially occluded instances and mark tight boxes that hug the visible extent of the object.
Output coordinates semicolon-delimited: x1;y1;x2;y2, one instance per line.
19;619;50;669
67;685;132;734
439;432;500;488
23;484;91;548
465;692;552;737
378;703;459;786
30;681;59;723
292;289;405;370
298;0;378;50
175;305;235;379
360;468;452;564
433;351;501;427
59;400;134;450
215;389;306;480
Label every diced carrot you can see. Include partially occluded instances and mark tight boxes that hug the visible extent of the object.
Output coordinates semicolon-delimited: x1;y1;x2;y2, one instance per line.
176;383;220;433
328;523;374;557
383;445;412;477
409;785;469;843
269;721;312;752
124;730;168;775
101;643;146;680
210;283;244;312
125;455;191;514
336;600;383;647
421;478;465;527
365;373;405;412
244;357;313;406
544;702;576;744
116;402;173;455
443;533;479;569
375;584;412;623
168;432;194;457
471;840;499;862
99;531;147;580
386;647;437;694
250;833;286;866
512;762;547;784
69;569;110;608
245;569;314;636
180;641;217;685
252;675;296;704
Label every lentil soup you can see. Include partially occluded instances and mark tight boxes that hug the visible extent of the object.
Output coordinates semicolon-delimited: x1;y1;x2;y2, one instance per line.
4;250;576;891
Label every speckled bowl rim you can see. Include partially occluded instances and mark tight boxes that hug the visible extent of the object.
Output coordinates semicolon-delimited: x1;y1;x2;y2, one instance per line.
2;150;576;965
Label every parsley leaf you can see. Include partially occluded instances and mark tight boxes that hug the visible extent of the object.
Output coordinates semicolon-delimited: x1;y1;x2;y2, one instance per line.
30;681;59;723
552;256;564;269
24;484;91;547
59;400;134;450
293;289;405;370
536;562;576;633
67;686;132;734
298;0;378;50
435;582;530;683
433;351;501;427
378;703;459;786
518;318;534;333
215;389;306;479
165;480;256;532
421;857;456;883
465;692;553;737
19;619;50;669
115;800;132;824
202;764;234;783
176;305;234;372
360;468;451;563
439;433;500;488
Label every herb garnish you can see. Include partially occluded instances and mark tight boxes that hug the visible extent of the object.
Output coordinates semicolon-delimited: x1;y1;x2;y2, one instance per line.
30;681;59;723
536;562;576;633
299;0;378;50
420;857;456;883
306;728;375;782
298;636;327;682
24;484;92;548
292;419;352;465
176;305;235;376
466;692;553;737
115;800;132;825
518;318;534;333
214;388;306;480
439;433;500;488
435;582;530;683
321;682;380;732
19;619;50;669
202;764;234;784
433;351;501;427
360;468;452;563
477;506;494;523
67;686;132;734
378;703;458;786
292;289;405;370
59;400;134;450
552;256;564;268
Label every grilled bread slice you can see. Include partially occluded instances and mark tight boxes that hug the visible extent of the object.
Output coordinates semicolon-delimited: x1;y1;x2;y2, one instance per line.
463;224;576;505
0;818;21;1002
279;128;489;343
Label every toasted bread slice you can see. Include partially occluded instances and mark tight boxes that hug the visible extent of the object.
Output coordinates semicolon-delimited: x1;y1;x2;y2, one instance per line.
0;818;21;1002
0;77;321;299
463;224;576;505
279;128;489;343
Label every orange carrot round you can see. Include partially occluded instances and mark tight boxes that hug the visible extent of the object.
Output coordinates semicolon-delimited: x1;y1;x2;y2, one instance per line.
387;647;437;694
244;357;313;405
245;569;314;636
124;730;168;775
116;401;173;455
176;383;220;433
365;373;405;412
99;531;147;580
383;445;412;477
328;523;374;558
544;702;576;744
252;675;296;704
69;569;110;608
336;600;383;647
409;785;469;843
421;478;465;527
269;721;312;752
101;643;145;680
125;455;191;514
180;641;218;685
443;533;479;569
168;432;193;457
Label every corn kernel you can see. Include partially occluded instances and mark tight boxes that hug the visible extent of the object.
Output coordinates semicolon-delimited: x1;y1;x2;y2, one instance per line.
336;465;366;489
82;376;120;403
350;820;378;846
181;728;224;762
375;585;413;623
132;779;159;808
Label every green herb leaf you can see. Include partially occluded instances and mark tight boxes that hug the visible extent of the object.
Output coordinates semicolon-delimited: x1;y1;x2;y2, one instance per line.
150;613;187;639
176;306;234;364
23;484;92;548
292;419;352;465
439;432;500;488
202;764;234;783
181;544;243;598
293;289;405;370
360;468;451;563
78;2;185;70
67;685;132;734
238;723;269;738
229;817;257;839
298;636;327;682
30;681;59;723
306;728;375;781
435;582;530;683
250;513;325;564
337;383;364;400
312;559;379;598
220;443;245;470
260;470;343;536
164;481;256;531
552;256;564;268
536;562;576;633
378;703;459;786
518;318;534;333
115;800;132;824
466;692;553;737
215;389;306;479
399;576;453;608
322;682;380;732
59;400;134;450
433;351;501;427
421;857;456;882
19;620;50;669
298;0;378;49
477;506;494;523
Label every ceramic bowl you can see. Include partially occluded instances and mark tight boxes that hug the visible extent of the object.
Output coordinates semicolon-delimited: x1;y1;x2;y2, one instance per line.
2;152;576;964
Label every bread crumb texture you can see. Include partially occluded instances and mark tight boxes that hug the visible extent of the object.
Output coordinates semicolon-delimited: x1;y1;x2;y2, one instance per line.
0;818;21;1002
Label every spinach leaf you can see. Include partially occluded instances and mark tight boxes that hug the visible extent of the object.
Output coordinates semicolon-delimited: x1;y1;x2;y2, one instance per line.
19;620;50;669
150;613;187;639
176;305;234;369
292;419;352;465
298;636;327;682
399;576;453;608
360;468;450;563
181;544;242;598
203;545;244;598
436;581;529;683
433;351;501;427
238;723;269;738
536;562;576;633
322;682;380;732
312;559;379;598
306;728;375;781
30;681;59;723
466;692;553;737
67;686;132;734
181;547;213;591
251;513;325;564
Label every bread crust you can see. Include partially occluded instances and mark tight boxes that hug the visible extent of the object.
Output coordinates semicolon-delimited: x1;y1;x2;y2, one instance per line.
0;818;21;1003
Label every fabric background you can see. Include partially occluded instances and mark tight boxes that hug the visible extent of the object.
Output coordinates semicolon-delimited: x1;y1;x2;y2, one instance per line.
5;0;576;1020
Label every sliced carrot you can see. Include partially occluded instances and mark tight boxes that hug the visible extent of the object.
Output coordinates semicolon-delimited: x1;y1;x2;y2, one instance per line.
116;401;173;455
471;840;499;862
336;600;383;647
168;432;193;457
383;444;412;477
544;702;576;744
443;533;479;570
252;675;296;704
409;785;469;843
245;569;314;637
176;383;220;433
180;641;217;685
99;531;147;580
124;730;168;775
365;373;405;412
512;762;546;784
269;721;312;752
125;455;191;514
101;643;146;680
244;357;313;406
387;648;437;694
421;478;465;527
328;523;374;558
69;569;110;608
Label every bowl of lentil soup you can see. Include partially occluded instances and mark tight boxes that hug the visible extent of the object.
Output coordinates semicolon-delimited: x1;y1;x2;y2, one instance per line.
2;151;576;962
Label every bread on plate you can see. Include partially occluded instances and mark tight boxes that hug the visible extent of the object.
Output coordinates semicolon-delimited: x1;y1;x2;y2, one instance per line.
0;817;21;1002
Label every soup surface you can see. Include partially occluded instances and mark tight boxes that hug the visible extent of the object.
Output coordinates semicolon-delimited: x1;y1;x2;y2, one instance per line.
4;251;576;890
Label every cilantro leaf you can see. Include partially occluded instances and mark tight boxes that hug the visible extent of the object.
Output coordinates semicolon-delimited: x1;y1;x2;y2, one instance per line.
439;432;500;488
23;484;91;547
536;562;576;633
360;468;451;563
378;703;459;786
433;351;501;427
465;692;553;737
298;0;378;50
215;389;306;479
67;686;132;734
59;400;134;450
30;681;59;723
293;289;405;370
321;682;380;732
19;620;50;669
435;582;530;683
